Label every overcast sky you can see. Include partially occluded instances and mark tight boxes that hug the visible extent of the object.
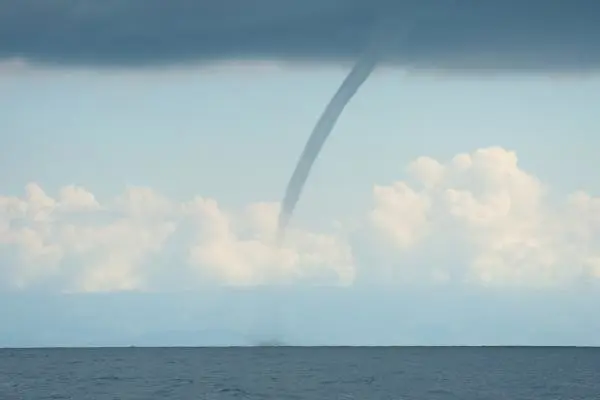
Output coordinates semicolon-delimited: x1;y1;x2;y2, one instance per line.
1;1;600;346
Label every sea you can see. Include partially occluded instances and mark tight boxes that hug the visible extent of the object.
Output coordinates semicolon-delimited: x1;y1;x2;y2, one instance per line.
0;346;598;399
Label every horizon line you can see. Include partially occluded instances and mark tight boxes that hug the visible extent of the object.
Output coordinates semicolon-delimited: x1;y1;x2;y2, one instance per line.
2;345;598;350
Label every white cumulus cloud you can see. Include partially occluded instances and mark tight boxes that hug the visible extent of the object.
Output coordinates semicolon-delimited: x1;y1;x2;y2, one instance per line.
0;185;354;292
0;146;598;292
365;147;600;287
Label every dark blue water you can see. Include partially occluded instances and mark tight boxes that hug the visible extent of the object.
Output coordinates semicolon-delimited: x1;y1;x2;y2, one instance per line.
0;347;598;399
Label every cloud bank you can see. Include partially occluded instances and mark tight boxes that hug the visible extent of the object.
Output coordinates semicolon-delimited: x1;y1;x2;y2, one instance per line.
1;146;598;293
1;0;599;72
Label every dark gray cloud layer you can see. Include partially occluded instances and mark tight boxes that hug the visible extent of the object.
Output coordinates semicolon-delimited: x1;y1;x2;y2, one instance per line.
1;0;599;71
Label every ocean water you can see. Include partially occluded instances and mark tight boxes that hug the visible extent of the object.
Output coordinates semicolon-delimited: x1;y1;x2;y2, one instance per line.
0;347;598;399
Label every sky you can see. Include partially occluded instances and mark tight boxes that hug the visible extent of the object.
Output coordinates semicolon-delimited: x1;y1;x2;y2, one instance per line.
1;1;600;346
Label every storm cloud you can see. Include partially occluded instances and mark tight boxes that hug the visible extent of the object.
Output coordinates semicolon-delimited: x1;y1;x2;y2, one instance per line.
1;0;599;72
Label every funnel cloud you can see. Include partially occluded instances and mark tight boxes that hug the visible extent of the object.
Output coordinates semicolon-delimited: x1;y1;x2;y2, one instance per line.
277;52;378;240
277;8;437;238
